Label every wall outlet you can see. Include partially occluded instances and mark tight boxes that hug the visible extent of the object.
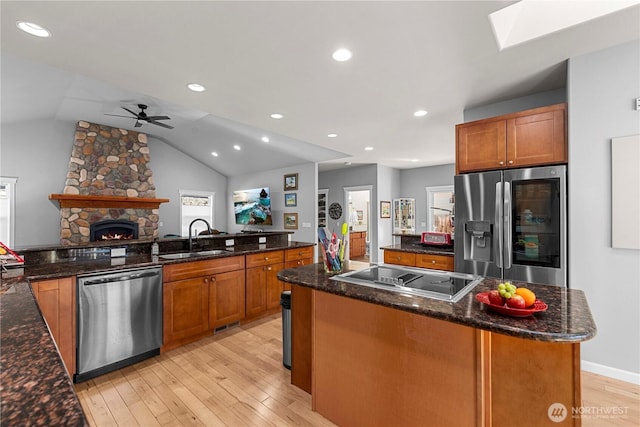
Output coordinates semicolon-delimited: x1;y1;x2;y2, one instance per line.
636;97;640;111
110;247;126;258
259;237;267;243
225;239;235;247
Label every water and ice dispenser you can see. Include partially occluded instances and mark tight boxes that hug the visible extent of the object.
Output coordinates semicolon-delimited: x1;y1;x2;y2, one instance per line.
463;221;493;262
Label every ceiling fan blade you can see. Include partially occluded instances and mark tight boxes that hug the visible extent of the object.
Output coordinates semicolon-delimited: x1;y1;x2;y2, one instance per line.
150;120;174;130
121;107;140;117
145;115;171;121
104;113;134;118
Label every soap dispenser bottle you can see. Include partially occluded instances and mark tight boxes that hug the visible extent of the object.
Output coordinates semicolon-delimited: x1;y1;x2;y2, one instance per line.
151;239;159;256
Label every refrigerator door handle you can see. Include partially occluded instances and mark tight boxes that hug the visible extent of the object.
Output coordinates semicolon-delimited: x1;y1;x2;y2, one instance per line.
504;181;512;269
495;181;503;268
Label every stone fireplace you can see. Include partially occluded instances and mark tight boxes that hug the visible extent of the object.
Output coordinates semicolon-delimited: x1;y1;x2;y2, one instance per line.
50;121;168;245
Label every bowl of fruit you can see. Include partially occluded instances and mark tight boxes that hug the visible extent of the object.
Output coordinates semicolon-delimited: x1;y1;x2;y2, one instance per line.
476;282;547;317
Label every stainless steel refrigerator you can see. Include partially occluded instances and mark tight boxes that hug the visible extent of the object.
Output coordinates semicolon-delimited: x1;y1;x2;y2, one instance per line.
454;165;567;287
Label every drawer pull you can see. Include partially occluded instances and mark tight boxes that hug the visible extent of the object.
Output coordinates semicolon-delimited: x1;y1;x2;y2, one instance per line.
432;260;436;264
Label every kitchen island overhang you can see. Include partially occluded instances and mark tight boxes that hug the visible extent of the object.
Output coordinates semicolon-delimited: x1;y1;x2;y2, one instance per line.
278;263;596;427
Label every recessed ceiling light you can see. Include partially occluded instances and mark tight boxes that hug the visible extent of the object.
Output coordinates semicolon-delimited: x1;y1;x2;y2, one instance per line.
364;146;374;151
16;21;51;38
332;48;353;62
411;159;419;163
327;133;338;138
413;110;428;117
211;152;219;157
261;136;270;143
270;113;284;119
233;145;241;151
187;83;206;92
344;162;352;166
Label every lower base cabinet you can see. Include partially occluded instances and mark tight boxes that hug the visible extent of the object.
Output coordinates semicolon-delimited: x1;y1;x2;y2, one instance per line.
162;277;210;351
384;249;454;271
31;277;76;376
209;270;245;329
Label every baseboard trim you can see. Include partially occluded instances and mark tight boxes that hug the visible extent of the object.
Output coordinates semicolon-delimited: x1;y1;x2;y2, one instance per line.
582;360;640;385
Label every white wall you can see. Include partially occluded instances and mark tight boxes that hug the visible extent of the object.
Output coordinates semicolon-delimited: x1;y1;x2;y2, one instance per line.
568;39;640;382
376;165;400;261
0;119;228;247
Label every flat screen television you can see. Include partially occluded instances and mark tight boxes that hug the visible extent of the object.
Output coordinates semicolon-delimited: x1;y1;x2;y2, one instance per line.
233;187;273;225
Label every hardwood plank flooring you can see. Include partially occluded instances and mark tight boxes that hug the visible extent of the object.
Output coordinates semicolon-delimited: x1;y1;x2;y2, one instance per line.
76;314;639;426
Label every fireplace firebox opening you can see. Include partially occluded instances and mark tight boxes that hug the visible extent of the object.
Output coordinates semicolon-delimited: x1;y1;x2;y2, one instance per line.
90;219;139;241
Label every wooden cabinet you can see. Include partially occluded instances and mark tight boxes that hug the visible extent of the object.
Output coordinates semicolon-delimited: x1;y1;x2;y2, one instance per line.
163;255;245;351
384;249;454;272
209;269;245;329
415;253;454;271
284;247;314;291
245;250;285;319
383;249;416;266
349;232;367;258
31;277;76;376
162;276;210;351
291;284;313;393
456;103;567;174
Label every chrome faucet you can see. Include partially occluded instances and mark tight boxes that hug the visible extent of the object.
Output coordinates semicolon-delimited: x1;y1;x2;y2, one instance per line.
188;218;211;252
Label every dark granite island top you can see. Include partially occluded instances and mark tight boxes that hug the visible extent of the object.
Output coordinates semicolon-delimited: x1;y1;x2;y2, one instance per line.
0;272;87;426
278;263;597;426
277;263;596;343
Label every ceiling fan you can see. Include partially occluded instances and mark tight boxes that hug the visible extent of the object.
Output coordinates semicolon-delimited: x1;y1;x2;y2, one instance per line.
105;104;174;129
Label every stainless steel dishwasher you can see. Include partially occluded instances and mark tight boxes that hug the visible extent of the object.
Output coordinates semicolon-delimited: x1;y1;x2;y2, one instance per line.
76;266;162;382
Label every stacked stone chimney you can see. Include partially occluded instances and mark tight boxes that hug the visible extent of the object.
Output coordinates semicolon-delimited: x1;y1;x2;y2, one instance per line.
59;121;159;244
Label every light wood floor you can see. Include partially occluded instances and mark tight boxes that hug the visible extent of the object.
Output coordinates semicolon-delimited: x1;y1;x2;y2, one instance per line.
75;314;639;427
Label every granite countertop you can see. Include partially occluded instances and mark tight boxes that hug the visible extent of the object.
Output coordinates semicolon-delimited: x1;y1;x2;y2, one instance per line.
0;240;314;425
0;279;87;426
381;243;454;256
277;263;596;343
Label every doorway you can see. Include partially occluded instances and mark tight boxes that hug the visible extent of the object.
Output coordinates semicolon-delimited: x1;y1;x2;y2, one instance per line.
344;186;372;263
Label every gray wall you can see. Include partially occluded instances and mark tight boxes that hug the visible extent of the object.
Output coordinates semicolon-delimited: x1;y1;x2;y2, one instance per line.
399;163;456;235
568;39;640;380
0;119;228;247
376;165;400;261
464;88;567;122
228;162;317;245
149;137;227;237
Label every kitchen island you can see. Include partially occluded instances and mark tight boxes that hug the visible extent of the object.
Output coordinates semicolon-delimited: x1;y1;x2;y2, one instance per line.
277;263;596;427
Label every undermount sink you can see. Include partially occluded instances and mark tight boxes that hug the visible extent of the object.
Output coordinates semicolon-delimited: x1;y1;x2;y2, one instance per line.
159;250;229;260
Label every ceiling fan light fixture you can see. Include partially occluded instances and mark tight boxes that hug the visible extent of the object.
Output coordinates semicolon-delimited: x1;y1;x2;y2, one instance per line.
187;83;206;92
16;21;51;38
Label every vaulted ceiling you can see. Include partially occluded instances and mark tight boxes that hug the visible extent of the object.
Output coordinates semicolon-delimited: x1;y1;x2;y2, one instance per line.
1;1;638;176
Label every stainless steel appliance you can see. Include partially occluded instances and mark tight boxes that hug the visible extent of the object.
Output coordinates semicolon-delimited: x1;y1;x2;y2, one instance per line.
76;266;162;382
454;165;567;287
333;265;482;302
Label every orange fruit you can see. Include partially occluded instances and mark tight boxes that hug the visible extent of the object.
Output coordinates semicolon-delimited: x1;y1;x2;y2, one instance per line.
515;288;536;307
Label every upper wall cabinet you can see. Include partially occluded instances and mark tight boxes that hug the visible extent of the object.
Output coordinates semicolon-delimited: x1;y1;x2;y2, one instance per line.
456;103;567;174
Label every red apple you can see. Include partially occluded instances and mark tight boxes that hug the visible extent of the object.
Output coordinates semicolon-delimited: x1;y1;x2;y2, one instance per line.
487;290;505;306
506;294;526;309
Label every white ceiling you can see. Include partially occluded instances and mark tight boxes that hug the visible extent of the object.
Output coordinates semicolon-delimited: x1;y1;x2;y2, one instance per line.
1;1;639;176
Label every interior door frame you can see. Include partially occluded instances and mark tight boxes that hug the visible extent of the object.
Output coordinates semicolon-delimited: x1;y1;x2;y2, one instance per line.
343;185;373;262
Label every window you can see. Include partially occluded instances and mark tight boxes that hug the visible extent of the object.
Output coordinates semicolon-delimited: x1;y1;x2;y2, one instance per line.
0;177;18;247
180;190;215;237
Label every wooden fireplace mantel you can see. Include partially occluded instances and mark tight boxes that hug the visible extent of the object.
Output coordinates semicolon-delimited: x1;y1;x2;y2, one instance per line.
49;194;170;209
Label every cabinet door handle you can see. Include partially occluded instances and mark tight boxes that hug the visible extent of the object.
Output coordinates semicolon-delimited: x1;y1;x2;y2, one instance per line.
508;160;514;165
264;257;269;261
210;276;216;282
499;161;505;165
203;277;210;284
266;266;272;271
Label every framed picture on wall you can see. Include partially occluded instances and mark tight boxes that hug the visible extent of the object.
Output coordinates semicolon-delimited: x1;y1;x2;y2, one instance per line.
284;212;298;229
380;201;391;218
284;173;298;191
285;193;297;207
